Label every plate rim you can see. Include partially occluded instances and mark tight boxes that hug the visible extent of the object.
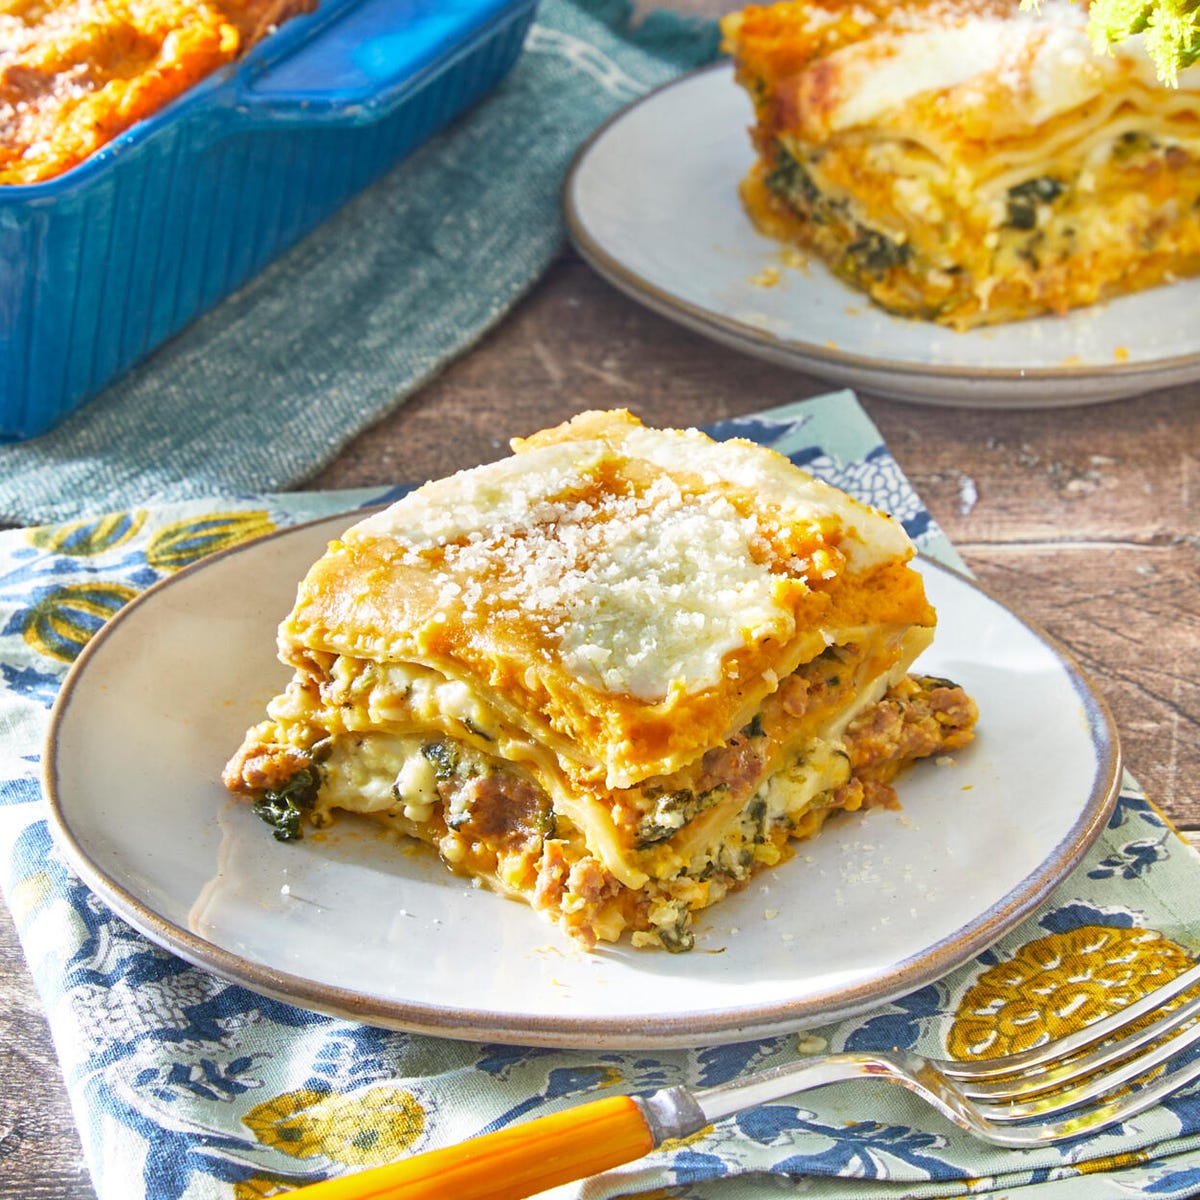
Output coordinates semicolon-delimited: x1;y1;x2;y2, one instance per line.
562;61;1200;399
42;513;1124;1048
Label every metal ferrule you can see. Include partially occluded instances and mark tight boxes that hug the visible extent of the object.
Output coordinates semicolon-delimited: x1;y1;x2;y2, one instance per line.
636;1086;709;1145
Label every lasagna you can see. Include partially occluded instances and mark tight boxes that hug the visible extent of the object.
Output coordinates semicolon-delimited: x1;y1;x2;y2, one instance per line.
223;411;977;952
721;0;1200;329
0;0;314;186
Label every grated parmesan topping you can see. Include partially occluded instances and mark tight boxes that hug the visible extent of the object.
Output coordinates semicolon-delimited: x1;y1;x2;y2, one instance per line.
354;440;800;700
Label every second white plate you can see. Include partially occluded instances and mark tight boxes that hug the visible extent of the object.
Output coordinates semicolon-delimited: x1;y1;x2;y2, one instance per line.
565;63;1200;408
43;515;1120;1048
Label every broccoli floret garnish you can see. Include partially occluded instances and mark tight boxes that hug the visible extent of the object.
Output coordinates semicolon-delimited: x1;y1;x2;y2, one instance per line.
1024;0;1199;83
1084;0;1200;83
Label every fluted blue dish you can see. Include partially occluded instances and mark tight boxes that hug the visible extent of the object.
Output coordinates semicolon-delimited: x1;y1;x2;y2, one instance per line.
0;0;538;441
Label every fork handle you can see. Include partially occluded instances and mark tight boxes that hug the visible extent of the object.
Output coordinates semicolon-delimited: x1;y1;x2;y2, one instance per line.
284;1094;658;1199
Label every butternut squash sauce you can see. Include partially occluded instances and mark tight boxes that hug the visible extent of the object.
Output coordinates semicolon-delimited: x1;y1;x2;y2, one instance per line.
0;0;314;185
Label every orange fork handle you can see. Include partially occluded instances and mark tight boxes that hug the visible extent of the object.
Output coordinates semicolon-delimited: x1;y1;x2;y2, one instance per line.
285;1093;658;1200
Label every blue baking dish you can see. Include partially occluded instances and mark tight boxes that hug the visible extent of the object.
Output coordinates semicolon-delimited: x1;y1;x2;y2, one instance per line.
0;0;538;442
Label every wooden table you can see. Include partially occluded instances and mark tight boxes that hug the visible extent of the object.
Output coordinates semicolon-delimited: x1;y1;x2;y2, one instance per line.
3;5;1198;1195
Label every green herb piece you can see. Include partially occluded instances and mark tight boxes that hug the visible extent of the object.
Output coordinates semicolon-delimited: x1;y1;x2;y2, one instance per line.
765;144;820;206
635;787;725;848
741;712;765;739
915;674;962;691
1112;130;1159;161
1005;176;1065;230
657;922;696;953
252;766;321;842
843;229;910;276
421;740;461;780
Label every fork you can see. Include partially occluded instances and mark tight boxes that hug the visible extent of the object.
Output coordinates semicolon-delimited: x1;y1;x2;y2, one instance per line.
287;962;1200;1200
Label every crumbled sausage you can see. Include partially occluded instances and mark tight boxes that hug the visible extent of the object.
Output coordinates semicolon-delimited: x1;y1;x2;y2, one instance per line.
842;675;978;803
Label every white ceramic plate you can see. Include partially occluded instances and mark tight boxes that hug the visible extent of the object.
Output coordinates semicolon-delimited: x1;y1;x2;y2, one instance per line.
44;514;1120;1049
564;63;1200;409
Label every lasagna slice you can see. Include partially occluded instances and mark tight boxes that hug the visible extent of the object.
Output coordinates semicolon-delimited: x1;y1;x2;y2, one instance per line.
720;0;1200;329
223;411;976;952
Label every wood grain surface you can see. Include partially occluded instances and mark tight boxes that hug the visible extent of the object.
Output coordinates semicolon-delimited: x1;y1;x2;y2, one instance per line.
4;3;1199;1195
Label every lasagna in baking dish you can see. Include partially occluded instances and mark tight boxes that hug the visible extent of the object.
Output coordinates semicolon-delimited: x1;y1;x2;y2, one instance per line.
223;411;977;952
0;0;315;185
721;0;1200;329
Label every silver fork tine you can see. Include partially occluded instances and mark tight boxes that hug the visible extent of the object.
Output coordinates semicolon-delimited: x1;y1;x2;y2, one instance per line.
963;1051;1200;1147
971;1012;1200;1121
939;961;1200;1082
959;988;1200;1103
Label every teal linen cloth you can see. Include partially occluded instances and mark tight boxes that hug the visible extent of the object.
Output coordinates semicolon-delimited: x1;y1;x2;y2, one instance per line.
4;393;1200;1199
0;0;721;528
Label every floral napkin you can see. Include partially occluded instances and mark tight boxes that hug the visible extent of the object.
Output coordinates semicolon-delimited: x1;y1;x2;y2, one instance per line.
4;393;1200;1200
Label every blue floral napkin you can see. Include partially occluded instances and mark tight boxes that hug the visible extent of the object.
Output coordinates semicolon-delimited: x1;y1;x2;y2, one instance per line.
4;393;1200;1200
0;0;721;529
